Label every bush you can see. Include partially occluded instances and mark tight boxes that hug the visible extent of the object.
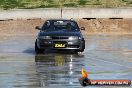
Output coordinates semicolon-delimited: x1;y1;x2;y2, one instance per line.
0;0;25;9
78;0;87;5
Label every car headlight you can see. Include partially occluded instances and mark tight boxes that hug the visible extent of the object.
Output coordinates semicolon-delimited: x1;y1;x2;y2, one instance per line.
69;36;80;40
38;36;51;39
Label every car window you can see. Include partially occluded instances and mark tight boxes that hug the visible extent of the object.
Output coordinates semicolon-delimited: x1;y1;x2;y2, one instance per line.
42;21;50;29
42;20;79;31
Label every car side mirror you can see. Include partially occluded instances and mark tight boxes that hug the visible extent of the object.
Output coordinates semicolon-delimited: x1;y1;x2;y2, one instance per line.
80;27;85;30
35;26;41;30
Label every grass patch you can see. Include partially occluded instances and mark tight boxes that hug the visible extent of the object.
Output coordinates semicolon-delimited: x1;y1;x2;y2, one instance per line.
0;0;131;10
122;0;132;4
78;0;88;5
0;0;26;10
64;3;78;7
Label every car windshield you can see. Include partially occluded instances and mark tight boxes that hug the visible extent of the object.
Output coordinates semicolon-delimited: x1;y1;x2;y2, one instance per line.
42;20;79;31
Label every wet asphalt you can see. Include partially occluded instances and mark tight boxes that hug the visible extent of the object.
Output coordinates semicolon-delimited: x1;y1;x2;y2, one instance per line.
0;34;132;88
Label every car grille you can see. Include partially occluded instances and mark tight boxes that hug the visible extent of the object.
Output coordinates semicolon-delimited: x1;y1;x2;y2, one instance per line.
52;36;69;39
67;45;79;48
40;44;52;47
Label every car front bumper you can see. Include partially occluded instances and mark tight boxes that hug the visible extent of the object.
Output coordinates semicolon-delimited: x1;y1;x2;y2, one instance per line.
37;39;82;50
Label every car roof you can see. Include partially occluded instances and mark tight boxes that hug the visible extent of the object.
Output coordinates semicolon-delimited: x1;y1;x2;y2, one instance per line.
47;19;75;22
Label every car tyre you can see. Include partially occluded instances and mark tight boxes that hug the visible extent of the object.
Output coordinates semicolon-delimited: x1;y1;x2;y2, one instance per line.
72;50;78;54
35;41;44;54
79;40;85;52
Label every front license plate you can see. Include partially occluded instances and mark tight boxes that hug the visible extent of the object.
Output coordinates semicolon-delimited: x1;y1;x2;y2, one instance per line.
54;44;66;48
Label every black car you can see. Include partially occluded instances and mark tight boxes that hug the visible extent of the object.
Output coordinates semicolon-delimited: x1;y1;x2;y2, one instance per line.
35;19;85;53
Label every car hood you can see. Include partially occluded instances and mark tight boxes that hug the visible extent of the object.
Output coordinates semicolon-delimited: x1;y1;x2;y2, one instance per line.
39;31;81;36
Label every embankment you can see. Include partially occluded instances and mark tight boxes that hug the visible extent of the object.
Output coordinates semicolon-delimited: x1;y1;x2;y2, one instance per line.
0;19;132;36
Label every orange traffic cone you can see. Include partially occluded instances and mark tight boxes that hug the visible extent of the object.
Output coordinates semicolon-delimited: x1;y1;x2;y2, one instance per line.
79;68;91;86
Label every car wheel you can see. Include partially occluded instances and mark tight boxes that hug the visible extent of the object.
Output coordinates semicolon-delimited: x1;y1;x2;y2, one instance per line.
79;77;91;87
35;41;44;54
73;50;78;54
80;40;85;52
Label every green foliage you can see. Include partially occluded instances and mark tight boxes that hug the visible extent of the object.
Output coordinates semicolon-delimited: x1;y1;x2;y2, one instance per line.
64;3;77;7
0;0;131;9
122;0;132;4
0;0;25;9
78;0;87;5
96;0;101;5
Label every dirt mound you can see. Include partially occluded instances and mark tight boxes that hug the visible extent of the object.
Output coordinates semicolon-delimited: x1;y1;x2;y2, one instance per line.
0;19;44;36
0;19;132;36
78;19;132;34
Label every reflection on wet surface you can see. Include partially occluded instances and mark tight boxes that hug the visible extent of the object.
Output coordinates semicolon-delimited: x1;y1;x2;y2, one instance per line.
0;35;132;88
35;54;84;88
